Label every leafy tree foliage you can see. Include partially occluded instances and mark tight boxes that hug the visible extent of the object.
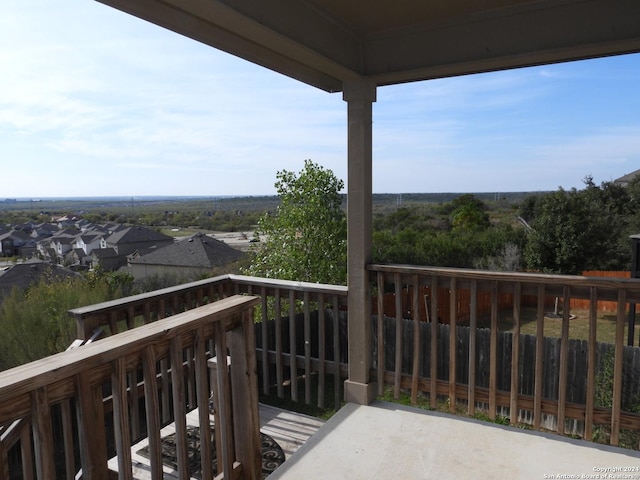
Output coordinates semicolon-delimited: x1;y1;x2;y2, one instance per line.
244;160;347;285
524;177;638;274
372;195;525;269
0;270;132;370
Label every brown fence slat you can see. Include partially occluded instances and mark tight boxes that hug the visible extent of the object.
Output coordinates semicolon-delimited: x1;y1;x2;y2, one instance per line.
394;273;403;400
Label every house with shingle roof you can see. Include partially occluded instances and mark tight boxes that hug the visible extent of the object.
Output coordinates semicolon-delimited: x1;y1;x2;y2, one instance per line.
101;226;174;256
74;233;104;256
128;233;244;279
0;259;80;304
91;226;175;271
0;230;37;258
89;247;121;271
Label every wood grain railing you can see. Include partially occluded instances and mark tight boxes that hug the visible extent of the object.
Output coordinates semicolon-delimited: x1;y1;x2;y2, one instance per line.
69;275;349;412
369;264;640;448
7;264;638;479
0;295;260;480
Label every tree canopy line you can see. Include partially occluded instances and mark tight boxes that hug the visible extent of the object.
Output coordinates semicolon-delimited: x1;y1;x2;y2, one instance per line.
2;162;640;369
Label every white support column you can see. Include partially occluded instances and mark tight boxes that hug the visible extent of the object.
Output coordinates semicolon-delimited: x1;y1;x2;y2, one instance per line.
343;77;377;405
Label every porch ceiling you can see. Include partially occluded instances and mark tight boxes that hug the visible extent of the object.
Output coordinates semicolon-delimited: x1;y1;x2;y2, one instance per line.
98;0;640;92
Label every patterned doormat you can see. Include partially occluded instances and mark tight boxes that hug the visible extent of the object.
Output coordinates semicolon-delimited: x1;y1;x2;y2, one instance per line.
137;425;285;479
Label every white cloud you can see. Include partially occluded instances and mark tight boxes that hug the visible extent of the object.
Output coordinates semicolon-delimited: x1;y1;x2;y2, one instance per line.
1;1;640;197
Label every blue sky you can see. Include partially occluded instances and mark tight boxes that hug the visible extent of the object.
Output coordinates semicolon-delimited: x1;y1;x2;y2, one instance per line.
2;1;639;198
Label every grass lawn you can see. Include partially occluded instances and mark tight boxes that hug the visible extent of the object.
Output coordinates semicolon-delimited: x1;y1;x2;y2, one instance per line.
493;306;636;346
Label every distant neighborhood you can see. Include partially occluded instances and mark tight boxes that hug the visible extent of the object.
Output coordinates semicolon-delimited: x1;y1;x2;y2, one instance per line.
0;216;248;301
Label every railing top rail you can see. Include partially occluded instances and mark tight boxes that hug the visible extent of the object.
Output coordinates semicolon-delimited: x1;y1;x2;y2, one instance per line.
68;274;348;321
227;274;348;295
368;263;640;289
0;295;258;416
68;274;232;318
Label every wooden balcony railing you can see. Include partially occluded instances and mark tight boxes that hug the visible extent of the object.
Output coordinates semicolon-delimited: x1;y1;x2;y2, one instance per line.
4;265;639;480
70;275;349;411
369;264;640;448
0;295;260;480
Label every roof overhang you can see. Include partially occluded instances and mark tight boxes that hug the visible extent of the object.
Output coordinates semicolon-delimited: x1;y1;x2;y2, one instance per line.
97;0;640;92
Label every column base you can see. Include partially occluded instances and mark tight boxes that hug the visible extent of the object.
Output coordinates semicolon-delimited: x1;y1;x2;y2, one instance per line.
344;379;377;405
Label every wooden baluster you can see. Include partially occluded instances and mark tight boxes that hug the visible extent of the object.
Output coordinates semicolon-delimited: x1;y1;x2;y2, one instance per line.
143;347;163;479
304;291;312;404
430;275;439;409
195;327;214;480
128;368;141;441
318;293;326;409
60;399;76;480
214;326;234;478
584;286;598;441
489;281;498;420
394;272;403;400
76;372;108;480
289;290;298;402
411;274;421;405
186;347;196;409
557;286;570;434
449;277;457;413
611;289;626;446
509;282;522;426
112;357;133;480
275;289;284;398
229;309;261;480
109;311;118;336
333;296;341;410
143;302;151;324
127;306;135;330
171;336;190;479
534;284;545;430
261;287;269;396
468;279;478;416
31;387;55;480
376;271;385;397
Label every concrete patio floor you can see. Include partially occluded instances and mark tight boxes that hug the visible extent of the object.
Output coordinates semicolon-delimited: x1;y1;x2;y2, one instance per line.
269;400;640;480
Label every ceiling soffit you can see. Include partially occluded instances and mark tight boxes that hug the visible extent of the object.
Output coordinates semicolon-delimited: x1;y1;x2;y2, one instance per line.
98;0;640;92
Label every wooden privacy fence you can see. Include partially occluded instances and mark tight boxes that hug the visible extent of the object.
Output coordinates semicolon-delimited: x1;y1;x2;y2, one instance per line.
369;264;640;448
375;316;640;436
374;271;634;323
571;271;632;312
0;295;261;480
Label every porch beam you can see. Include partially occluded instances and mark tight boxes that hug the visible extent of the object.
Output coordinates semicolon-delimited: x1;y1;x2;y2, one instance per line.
343;77;377;405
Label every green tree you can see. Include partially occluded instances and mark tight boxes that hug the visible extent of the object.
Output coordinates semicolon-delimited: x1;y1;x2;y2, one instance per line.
244;160;347;285
0;275;118;370
524;178;634;274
